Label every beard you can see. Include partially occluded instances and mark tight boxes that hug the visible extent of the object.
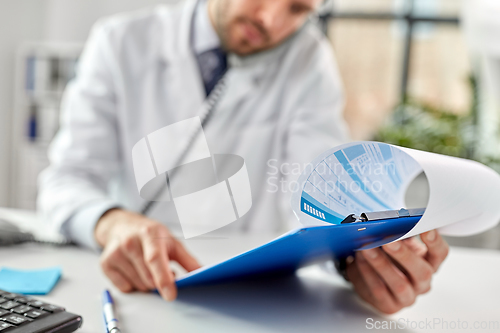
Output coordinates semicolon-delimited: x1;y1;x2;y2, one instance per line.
211;0;271;56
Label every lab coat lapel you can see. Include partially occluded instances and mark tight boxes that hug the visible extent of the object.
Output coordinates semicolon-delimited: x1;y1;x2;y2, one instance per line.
159;0;205;116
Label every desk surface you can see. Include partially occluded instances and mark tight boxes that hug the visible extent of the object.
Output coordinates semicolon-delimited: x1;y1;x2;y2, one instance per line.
1;209;500;333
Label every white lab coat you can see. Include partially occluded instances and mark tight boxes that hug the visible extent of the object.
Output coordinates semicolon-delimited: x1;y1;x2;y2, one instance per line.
37;0;349;249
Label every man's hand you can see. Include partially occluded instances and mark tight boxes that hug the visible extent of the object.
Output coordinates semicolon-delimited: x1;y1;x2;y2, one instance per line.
94;209;201;301
346;230;449;314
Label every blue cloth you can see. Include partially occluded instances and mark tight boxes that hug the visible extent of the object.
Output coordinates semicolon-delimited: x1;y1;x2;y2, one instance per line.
196;47;227;96
0;266;62;295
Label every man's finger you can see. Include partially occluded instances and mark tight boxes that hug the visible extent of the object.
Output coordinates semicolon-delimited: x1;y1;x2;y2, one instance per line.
402;237;428;257
361;248;416;308
111;256;149;292
105;268;133;293
355;251;400;314
382;241;433;294
141;231;176;301
122;237;156;289
346;259;375;306
170;239;201;272
101;242;143;292
421;230;449;272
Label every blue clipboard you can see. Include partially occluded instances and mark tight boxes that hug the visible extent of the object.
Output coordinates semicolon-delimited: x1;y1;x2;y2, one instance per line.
176;215;420;288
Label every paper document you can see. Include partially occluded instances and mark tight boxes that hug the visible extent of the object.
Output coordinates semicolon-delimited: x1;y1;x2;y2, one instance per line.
291;141;500;241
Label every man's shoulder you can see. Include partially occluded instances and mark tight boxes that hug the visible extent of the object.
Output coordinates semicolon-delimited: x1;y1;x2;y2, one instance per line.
275;22;337;77
296;23;330;48
272;22;343;104
291;23;335;62
99;2;184;31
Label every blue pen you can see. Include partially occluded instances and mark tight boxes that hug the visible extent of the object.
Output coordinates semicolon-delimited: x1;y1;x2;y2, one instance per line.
102;290;121;333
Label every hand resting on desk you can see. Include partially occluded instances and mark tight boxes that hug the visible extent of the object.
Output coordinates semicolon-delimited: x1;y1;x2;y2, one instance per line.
94;208;201;301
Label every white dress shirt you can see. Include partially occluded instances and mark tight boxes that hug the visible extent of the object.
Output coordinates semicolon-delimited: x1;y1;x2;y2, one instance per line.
192;0;220;55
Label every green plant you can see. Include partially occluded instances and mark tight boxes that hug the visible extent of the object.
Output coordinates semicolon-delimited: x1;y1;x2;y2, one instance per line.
375;99;472;157
375;75;500;172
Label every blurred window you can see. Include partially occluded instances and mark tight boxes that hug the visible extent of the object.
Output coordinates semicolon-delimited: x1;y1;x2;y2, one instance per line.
322;0;469;140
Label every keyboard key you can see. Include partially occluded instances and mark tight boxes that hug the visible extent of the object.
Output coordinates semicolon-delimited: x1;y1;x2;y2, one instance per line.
27;300;44;308
0;301;18;310
13;297;33;304
0;310;9;317
25;309;49;319
0;322;14;331
0;299;6;305
41;304;64;313
12;305;31;314
0;291;5;296
1;294;18;300
1;313;32;325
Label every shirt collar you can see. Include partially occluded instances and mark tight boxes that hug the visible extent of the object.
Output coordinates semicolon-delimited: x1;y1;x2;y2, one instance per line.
192;0;221;55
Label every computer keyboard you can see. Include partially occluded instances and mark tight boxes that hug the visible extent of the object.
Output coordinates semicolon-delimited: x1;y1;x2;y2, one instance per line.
0;290;81;332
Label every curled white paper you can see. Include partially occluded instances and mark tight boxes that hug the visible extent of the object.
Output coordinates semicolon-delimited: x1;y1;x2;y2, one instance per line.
291;141;500;241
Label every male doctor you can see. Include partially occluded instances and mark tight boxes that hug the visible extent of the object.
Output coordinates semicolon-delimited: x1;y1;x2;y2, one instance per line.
38;0;449;314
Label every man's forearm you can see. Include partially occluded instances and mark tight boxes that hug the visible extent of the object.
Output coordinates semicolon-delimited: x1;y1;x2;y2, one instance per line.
60;200;121;250
94;208;133;247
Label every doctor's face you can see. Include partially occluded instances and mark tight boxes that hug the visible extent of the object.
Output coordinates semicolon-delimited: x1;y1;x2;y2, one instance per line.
209;0;322;56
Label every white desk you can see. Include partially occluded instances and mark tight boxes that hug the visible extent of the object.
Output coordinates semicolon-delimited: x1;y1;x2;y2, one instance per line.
1;209;499;333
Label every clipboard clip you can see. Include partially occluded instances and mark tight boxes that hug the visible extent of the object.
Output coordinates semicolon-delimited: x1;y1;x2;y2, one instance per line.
336;207;426;280
341;208;426;224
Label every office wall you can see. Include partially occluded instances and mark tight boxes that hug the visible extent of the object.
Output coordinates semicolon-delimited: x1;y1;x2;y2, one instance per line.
0;0;47;207
0;0;180;208
43;0;181;43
